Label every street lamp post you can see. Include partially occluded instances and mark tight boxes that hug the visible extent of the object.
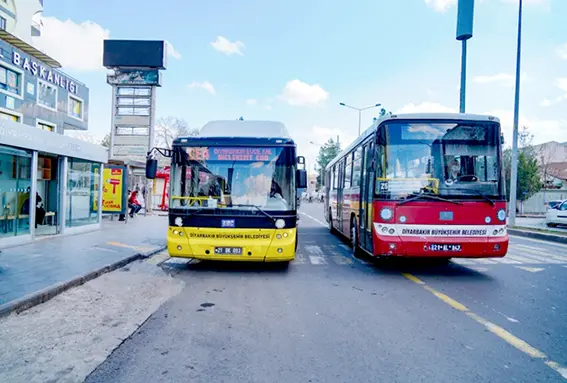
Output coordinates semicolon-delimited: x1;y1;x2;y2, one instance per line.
456;0;475;113
508;0;523;227
339;102;381;136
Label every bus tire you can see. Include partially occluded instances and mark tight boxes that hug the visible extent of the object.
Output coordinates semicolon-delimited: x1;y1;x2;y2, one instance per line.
351;217;359;257
328;209;336;234
275;261;290;270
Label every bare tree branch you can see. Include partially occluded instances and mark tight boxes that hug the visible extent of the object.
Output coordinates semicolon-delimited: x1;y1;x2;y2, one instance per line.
155;116;198;149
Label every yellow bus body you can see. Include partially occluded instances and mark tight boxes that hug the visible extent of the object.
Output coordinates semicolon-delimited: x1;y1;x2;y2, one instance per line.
167;226;297;262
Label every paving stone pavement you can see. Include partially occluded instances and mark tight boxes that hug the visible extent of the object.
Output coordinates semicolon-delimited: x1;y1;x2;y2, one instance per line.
0;215;167;306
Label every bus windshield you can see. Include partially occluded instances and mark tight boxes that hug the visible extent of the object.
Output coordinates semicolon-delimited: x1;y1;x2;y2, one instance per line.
170;146;296;211
376;121;504;200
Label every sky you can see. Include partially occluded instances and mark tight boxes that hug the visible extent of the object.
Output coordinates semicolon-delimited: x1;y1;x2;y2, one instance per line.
33;0;567;173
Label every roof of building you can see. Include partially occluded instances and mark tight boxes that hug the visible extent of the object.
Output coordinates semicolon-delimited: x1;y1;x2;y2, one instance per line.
543;162;567;181
0;29;61;68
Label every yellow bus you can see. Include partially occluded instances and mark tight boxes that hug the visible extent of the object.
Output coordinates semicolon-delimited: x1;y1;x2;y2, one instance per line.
146;120;307;266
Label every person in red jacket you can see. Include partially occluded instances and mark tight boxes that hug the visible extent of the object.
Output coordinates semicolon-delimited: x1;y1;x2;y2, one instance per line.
128;190;142;218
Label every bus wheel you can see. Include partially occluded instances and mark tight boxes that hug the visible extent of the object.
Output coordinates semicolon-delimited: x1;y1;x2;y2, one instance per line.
275;261;290;270
328;209;335;233
351;217;359;256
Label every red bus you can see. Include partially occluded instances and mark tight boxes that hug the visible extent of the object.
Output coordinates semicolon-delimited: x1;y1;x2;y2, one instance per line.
324;113;508;260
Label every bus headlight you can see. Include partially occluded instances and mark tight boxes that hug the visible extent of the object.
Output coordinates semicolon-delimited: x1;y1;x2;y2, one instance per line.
275;219;285;229
497;209;506;221
380;208;393;221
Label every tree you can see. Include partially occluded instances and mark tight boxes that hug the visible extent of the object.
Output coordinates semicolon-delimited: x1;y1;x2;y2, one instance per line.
536;145;556;188
373;109;392;122
156;116;198;149
101;134;110;148
315;138;341;188
503;126;542;206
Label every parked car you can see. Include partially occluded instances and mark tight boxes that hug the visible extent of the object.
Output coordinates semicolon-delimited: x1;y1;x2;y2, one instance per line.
547;200;563;210
545;200;567;227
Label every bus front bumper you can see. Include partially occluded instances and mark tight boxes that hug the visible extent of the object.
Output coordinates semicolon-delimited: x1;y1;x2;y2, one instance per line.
373;234;509;258
167;226;296;262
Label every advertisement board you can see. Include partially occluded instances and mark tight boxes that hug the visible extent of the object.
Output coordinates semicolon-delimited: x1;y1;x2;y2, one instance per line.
102;166;128;214
107;70;161;86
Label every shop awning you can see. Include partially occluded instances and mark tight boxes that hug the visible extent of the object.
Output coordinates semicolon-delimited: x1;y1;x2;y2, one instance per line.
0;29;61;68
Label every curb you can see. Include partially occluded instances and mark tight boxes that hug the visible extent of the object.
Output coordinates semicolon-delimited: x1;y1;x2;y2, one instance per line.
0;245;166;319
508;228;567;245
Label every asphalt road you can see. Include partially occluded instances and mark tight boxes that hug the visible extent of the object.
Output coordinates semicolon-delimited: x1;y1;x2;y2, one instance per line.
86;202;567;382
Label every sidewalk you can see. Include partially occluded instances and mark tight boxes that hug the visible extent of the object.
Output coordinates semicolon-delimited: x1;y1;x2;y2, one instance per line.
0;214;168;315
509;216;567;245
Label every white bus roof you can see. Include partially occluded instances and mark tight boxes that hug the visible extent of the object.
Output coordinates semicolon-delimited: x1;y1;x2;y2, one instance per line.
326;112;501;170
198;120;291;139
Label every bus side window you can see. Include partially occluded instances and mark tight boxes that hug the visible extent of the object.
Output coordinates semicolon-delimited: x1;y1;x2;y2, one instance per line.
332;166;337;190
345;154;352;188
374;143;383;178
353;147;363;187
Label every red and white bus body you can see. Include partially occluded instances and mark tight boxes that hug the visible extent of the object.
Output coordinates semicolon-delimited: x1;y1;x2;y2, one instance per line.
324;113;509;259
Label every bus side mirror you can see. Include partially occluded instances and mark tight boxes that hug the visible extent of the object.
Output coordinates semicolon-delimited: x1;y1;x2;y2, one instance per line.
146;158;158;179
297;169;307;189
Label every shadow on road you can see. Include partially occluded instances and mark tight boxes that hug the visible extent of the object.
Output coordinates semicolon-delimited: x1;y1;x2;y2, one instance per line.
365;256;496;282
162;259;291;275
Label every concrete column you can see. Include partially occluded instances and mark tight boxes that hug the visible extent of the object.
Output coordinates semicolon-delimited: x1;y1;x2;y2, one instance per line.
29;151;38;239
59;157;68;234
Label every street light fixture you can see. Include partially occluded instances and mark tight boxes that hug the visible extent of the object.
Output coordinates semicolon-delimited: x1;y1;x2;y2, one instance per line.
508;0;523;227
339;102;381;136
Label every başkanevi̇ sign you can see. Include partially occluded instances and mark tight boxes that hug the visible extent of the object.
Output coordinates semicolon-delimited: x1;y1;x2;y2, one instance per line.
12;51;79;95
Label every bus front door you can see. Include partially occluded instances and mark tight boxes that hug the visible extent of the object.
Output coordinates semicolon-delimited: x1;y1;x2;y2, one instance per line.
360;142;375;253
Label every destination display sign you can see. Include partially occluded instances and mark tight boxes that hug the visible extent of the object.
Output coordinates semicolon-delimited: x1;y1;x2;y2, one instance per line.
186;147;279;162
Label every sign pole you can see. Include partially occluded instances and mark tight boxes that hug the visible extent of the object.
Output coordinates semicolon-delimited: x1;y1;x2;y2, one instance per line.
109;84;117;159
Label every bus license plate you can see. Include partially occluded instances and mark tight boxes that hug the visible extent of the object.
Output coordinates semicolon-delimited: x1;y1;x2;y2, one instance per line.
214;247;243;255
429;244;462;252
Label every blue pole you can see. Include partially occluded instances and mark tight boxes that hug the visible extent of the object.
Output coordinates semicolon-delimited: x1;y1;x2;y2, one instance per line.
459;39;467;113
509;0;523;226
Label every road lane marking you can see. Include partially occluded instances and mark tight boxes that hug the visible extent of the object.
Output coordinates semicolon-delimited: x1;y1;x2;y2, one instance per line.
464;312;547;359
146;250;170;265
514;266;545;273
513;246;567;263
304;245;328;265
471;258;498;264
504;253;544;264
293;251;307;264
545;361;567;380
423;285;469;311
401;273;426;285
300;212;327;227
331;253;354;265
107;241;156;252
510;248;563;264
402;273;566;379
490;257;522;264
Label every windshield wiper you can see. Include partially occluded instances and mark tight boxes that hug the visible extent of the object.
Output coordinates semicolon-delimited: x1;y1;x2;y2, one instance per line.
397;192;462;206
229;204;276;222
442;188;495;206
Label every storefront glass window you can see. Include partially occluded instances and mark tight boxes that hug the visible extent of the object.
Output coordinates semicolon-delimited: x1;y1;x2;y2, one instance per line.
0;145;32;238
38;80;57;111
66;158;101;227
68;96;83;120
0;65;22;97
